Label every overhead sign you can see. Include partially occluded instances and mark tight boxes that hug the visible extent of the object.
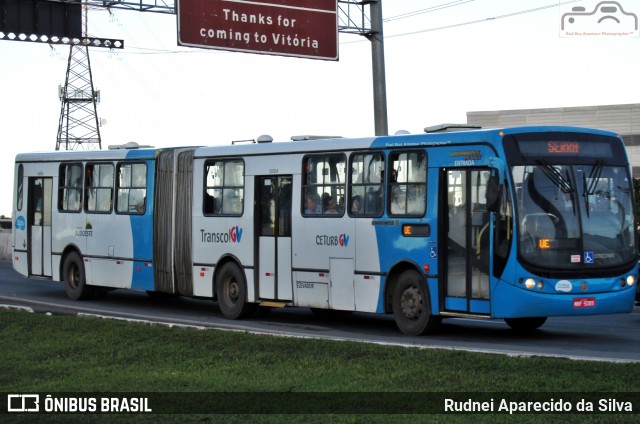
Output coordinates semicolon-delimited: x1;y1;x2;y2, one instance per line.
177;0;338;60
0;0;82;38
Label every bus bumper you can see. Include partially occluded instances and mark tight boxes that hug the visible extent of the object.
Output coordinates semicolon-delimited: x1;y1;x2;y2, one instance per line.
492;279;636;318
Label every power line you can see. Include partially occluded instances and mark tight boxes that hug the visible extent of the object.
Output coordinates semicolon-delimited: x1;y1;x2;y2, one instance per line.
384;0;476;23
90;45;222;55
386;0;584;39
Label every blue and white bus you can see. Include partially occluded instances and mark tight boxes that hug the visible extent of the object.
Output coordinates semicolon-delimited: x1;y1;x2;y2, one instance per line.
12;126;638;335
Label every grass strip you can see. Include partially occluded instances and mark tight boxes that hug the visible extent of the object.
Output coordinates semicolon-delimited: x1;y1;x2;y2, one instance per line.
0;310;638;423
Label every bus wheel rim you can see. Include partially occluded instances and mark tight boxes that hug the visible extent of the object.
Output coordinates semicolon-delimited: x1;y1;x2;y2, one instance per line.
400;286;423;320
70;265;80;289
226;279;239;304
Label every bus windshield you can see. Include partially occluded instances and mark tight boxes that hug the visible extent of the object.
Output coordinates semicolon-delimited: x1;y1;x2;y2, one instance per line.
505;133;637;272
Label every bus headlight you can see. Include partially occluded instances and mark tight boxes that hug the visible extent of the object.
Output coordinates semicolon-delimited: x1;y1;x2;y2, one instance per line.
626;275;635;287
524;278;544;290
525;278;536;289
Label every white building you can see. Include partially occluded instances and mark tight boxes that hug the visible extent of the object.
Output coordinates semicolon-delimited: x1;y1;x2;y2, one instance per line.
467;104;640;177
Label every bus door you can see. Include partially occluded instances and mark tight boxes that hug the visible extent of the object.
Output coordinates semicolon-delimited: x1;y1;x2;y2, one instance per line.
442;169;491;315
256;175;293;301
28;177;53;277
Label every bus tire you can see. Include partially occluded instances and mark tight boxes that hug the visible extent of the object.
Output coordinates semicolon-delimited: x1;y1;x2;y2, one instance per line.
63;252;94;301
216;262;256;320
392;270;439;336
504;317;547;332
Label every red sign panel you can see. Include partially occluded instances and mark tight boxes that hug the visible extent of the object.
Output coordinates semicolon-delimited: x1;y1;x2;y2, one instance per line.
573;297;596;309
177;0;338;60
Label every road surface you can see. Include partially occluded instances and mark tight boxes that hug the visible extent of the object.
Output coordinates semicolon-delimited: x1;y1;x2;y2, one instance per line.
1;260;639;362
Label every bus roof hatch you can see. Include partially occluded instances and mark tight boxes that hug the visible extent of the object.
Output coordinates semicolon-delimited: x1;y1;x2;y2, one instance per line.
291;135;342;141
424;124;481;133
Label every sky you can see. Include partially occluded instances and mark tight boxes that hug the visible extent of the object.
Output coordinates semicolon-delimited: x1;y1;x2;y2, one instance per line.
1;0;640;216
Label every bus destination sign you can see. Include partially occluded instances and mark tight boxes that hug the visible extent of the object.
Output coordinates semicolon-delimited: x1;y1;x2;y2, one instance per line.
547;141;580;154
177;0;338;60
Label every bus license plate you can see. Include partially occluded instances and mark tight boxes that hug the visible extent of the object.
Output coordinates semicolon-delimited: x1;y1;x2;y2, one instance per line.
573;298;596;308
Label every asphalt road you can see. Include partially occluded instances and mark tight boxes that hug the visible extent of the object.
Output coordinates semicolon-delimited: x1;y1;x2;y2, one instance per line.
1;260;639;363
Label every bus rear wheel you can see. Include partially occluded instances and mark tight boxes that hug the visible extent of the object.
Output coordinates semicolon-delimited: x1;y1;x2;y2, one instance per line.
392;270;440;336
504;317;547;332
216;262;256;320
63;252;94;301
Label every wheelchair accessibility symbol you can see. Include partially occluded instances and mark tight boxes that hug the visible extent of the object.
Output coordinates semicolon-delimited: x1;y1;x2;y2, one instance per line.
429;246;438;259
584;251;594;264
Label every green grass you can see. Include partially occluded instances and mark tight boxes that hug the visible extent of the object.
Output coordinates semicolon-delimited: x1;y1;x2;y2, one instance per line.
0;310;639;423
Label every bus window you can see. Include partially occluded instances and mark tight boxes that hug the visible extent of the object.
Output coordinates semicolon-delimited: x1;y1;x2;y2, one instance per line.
302;154;346;216
204;160;244;216
58;163;83;212
349;152;384;217
32;180;44;226
493;176;513;277
116;163;147;214
16;164;23;211
85;163;114;213
388;151;427;216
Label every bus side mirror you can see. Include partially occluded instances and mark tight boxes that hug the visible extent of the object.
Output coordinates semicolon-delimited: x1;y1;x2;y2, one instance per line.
488;156;506;177
486;157;506;213
486;173;502;213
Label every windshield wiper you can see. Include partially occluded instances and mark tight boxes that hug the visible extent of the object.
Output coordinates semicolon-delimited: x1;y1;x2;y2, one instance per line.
585;161;604;196
536;160;573;193
534;160;576;216
582;161;604;218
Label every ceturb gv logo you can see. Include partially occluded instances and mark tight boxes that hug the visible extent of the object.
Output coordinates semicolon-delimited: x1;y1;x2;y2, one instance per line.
316;233;350;247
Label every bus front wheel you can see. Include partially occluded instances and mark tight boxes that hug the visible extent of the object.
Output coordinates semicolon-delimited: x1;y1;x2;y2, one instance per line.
392;270;440;336
63;252;94;301
215;262;256;320
504;317;547;332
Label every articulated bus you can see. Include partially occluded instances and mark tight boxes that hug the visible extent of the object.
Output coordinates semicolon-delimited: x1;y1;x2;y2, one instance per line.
12;126;638;335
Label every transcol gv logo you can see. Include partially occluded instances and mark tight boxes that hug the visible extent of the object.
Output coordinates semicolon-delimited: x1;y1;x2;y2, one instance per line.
200;226;243;244
316;233;350;247
230;226;242;243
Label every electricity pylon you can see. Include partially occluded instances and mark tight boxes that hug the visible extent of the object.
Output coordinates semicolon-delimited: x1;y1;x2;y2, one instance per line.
56;1;102;150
